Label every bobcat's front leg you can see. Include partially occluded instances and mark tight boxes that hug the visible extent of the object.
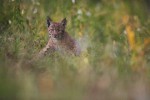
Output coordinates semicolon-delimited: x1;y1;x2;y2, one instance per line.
37;40;56;58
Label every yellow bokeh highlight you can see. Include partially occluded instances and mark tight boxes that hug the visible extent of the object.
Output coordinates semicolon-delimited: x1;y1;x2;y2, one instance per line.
126;25;135;50
78;32;83;37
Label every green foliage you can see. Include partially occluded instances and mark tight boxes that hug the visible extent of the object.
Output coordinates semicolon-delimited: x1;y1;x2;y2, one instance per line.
0;0;150;99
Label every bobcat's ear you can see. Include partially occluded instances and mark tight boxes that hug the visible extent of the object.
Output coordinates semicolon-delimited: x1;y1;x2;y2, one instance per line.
61;18;67;26
47;16;52;27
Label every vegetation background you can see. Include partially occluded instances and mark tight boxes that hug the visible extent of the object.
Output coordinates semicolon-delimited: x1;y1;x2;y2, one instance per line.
0;0;150;100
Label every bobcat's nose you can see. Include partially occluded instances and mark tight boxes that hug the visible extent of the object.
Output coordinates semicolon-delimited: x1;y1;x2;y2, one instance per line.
53;30;58;38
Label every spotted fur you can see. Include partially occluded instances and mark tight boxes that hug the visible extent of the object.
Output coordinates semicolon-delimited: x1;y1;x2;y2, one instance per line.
37;16;80;58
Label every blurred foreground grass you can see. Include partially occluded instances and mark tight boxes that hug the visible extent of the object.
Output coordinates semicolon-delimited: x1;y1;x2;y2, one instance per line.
0;0;150;100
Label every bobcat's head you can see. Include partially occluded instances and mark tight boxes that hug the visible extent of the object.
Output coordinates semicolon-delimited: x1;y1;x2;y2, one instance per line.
47;16;67;40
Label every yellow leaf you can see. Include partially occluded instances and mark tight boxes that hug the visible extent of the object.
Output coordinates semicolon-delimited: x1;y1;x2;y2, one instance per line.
126;25;135;50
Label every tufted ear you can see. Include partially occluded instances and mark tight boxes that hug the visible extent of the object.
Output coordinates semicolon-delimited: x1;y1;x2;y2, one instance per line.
61;18;67;26
47;16;52;27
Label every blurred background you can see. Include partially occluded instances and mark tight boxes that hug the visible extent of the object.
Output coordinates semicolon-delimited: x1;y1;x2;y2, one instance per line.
0;0;150;100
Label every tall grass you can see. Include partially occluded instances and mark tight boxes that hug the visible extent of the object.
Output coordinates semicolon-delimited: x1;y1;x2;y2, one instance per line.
0;0;150;99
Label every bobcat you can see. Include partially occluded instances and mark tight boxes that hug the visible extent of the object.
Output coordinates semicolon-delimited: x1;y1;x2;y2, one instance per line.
37;16;81;58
